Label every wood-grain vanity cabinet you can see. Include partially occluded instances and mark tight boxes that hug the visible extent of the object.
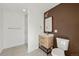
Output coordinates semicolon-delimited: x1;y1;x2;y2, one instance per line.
39;35;54;54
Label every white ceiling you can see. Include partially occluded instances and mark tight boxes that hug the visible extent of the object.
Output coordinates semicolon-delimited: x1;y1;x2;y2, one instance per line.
0;3;60;12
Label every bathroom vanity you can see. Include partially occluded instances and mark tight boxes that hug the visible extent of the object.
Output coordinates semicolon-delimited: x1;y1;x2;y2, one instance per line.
39;34;54;55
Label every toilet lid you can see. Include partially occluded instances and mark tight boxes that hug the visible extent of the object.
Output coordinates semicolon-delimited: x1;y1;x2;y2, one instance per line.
51;48;65;56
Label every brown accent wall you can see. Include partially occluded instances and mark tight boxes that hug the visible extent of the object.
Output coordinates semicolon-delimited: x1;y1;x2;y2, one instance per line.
44;3;79;56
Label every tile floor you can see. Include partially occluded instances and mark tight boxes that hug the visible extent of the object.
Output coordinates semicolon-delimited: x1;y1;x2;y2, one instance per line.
0;44;47;56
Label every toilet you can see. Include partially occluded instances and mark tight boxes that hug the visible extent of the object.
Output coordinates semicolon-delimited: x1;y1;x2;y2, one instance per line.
51;37;69;56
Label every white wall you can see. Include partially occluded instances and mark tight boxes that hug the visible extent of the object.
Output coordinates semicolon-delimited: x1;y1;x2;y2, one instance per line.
28;5;43;53
0;8;3;52
3;9;25;49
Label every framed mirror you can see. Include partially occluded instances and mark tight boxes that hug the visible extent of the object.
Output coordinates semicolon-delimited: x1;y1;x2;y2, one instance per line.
44;16;53;33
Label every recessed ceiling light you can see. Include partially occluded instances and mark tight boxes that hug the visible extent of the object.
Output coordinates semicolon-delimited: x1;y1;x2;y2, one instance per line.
22;9;26;12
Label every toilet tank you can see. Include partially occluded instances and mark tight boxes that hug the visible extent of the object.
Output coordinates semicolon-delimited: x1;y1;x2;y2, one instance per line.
56;38;69;51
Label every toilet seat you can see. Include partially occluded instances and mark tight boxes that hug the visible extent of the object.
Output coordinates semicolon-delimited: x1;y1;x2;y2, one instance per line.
51;48;65;56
